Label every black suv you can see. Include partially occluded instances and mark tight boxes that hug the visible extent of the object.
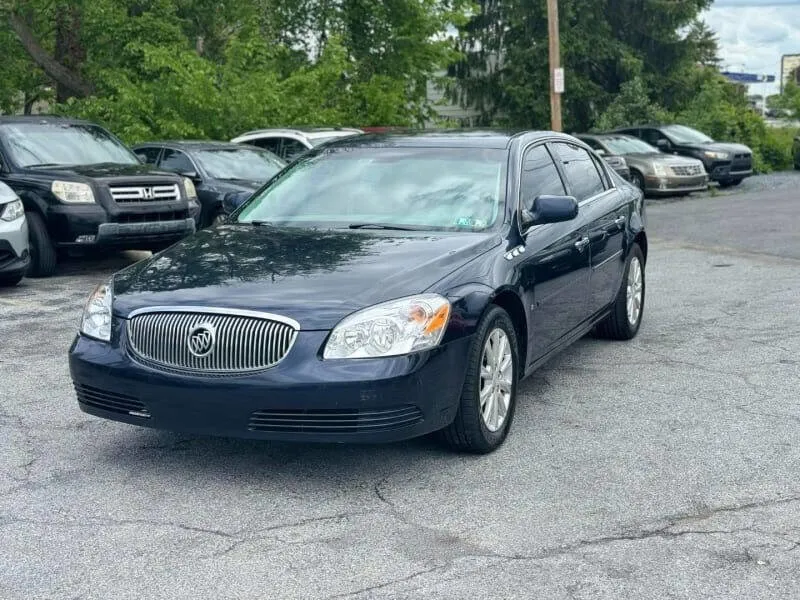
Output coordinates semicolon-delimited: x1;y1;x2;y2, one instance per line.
0;117;201;277
612;124;753;187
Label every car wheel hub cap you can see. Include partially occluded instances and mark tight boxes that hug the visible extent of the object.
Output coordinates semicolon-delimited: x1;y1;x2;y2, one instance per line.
626;256;643;326
480;329;513;433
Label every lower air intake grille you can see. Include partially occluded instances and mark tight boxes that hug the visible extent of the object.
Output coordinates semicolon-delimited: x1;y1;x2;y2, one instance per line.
74;383;150;417
248;405;423;434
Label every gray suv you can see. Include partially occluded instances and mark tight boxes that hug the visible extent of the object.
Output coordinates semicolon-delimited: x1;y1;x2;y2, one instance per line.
0;181;29;286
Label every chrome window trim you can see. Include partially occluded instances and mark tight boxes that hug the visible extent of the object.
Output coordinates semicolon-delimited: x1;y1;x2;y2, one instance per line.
125;306;301;331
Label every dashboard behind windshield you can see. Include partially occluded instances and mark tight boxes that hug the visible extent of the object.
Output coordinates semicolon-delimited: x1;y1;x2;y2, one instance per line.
237;146;508;231
0;122;138;168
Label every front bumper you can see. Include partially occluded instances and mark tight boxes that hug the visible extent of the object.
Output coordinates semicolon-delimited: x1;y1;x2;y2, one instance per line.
645;173;709;195
69;330;472;443
0;214;30;277
49;203;197;249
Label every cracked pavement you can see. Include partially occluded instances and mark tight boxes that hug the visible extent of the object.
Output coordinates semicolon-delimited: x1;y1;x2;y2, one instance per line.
1;179;799;599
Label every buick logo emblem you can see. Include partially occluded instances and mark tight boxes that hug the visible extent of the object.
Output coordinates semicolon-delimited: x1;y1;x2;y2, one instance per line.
187;323;216;358
142;187;154;200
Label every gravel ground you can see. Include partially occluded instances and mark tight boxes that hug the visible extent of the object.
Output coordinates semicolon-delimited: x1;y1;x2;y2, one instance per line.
0;182;798;599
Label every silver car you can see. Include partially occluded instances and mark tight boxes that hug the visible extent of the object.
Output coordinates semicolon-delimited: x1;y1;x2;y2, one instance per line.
579;133;708;196
0;181;30;286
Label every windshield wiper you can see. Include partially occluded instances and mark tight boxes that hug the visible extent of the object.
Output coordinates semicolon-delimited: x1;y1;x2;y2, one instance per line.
248;220;276;227
27;163;67;169
348;223;423;231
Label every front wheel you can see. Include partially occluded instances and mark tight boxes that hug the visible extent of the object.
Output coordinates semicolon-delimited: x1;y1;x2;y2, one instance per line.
595;244;645;340
0;272;24;287
718;178;742;188
440;306;519;454
629;170;645;192
25;211;58;278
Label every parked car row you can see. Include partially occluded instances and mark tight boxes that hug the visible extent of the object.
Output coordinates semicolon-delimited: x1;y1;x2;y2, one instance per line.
0;115;754;283
576;123;754;197
0;115;365;280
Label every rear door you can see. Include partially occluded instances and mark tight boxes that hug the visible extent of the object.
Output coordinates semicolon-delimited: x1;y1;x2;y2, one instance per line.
518;143;591;362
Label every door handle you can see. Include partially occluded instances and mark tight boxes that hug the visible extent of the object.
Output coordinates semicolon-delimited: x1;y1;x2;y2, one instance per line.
574;237;590;251
614;215;626;230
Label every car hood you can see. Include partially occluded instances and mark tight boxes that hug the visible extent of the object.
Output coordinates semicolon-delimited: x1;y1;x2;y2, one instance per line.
209;178;263;192
29;162;179;179
624;153;704;166
112;225;501;329
680;142;752;154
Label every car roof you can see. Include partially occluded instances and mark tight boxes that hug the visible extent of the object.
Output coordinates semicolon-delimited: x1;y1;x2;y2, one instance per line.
311;129;576;150
233;127;364;139
133;140;264;152
577;133;638;141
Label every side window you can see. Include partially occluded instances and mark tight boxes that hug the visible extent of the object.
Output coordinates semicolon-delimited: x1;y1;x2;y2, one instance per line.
552;143;606;202
591;154;612;188
281;138;308;161
640;128;661;146
251;137;282;156
159;149;194;174
520;145;566;208
135;147;162;164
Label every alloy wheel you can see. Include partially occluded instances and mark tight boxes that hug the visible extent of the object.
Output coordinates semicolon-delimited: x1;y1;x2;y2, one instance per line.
479;328;514;432
626;256;643;326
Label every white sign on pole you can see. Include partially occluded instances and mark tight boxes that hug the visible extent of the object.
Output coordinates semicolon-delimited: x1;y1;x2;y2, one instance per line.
553;68;565;94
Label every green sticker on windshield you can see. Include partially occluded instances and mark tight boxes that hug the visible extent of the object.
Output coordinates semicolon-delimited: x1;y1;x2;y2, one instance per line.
455;216;486;228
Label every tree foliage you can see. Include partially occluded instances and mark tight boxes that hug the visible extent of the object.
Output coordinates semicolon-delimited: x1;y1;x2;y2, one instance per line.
1;0;467;141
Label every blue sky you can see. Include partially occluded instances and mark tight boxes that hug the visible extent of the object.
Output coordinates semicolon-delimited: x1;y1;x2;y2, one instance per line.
704;0;800;93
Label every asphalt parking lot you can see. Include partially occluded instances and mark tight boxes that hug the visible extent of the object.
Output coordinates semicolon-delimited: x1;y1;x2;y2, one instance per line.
1;175;799;599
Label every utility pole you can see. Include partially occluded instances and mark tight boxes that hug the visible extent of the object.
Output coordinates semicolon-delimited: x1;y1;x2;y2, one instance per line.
547;0;563;131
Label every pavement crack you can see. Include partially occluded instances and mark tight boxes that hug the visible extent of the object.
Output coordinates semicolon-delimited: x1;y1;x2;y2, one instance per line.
326;565;446;599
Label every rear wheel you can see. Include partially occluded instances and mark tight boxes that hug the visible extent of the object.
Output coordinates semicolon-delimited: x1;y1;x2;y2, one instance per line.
595;244;645;340
25;211;58;278
440;306;519;454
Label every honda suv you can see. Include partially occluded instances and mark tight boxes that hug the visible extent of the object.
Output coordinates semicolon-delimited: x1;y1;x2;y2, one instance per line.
0;117;201;277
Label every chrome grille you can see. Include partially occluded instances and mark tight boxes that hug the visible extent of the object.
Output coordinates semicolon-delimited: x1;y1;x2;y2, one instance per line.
126;309;298;375
670;164;703;177
110;184;180;203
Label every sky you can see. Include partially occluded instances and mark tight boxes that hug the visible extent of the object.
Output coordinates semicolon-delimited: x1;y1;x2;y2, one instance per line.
703;0;800;95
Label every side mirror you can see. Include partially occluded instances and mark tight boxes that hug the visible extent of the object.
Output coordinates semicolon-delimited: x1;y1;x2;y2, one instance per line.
522;195;579;228
595;149;606;157
656;139;671;151
181;170;201;181
135;153;148;164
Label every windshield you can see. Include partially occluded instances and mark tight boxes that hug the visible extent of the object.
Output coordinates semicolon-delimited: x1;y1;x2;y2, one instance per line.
661;125;714;144
0;122;138;168
194;148;286;181
601;136;660;155
237;146;507;231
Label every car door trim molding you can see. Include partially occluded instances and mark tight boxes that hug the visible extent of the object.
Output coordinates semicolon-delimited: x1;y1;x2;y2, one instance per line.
593;249;623;269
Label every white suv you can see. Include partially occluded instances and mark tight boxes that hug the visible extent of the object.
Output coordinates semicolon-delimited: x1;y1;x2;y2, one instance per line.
0;181;29;286
231;128;363;162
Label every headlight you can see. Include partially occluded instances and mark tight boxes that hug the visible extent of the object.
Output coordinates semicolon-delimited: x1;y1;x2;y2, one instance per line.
80;280;113;342
52;181;95;204
0;199;24;222
703;150;729;160
652;163;668;176
183;177;197;199
323;294;451;359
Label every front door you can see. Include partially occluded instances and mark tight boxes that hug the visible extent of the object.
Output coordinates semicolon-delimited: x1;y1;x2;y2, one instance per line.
517;144;591;363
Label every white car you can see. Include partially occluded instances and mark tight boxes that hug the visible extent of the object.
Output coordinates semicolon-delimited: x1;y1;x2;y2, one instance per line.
231;128;363;162
0;181;30;286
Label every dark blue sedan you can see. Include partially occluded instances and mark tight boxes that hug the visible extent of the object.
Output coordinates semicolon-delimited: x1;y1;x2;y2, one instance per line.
69;131;647;453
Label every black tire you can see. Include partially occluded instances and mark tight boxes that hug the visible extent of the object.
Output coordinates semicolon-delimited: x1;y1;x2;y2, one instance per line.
25;211;58;278
718;178;741;188
439;306;520;454
595;244;645;341
630;170;645;192
0;272;24;287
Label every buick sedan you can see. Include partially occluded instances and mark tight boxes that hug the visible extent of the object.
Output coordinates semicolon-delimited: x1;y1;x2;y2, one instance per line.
69;131;647;453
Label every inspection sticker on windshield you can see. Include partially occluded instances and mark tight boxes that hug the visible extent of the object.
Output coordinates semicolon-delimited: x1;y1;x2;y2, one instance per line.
455;217;486;228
